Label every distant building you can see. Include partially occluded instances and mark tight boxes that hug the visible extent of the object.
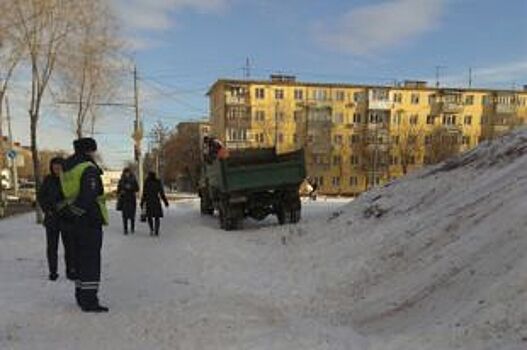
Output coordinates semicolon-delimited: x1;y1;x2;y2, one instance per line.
101;169;122;194
208;76;527;195
169;120;210;192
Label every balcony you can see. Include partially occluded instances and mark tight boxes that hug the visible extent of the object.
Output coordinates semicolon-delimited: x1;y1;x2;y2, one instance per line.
495;103;517;114
225;95;248;105
431;101;464;115
309;144;332;154
368;99;393;110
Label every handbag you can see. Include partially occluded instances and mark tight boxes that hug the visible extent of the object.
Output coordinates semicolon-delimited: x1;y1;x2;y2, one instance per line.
140;206;147;222
116;194;123;211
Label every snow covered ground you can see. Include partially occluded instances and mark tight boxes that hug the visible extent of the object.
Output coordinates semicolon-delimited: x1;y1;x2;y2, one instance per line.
2;129;527;349
0;197;363;350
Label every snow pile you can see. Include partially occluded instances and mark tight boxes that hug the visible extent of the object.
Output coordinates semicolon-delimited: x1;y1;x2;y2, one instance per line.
283;128;527;349
2;130;527;350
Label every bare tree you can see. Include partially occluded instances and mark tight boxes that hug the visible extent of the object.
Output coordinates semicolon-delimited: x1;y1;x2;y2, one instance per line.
10;0;92;221
0;2;24;137
58;0;120;137
426;125;462;164
393;124;426;176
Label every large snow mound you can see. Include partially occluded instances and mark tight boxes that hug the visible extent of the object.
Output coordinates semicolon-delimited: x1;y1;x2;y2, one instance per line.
285;128;527;349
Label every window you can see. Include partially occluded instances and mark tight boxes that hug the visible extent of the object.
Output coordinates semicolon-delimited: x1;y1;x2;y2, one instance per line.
255;88;265;99
464;115;472;125
408;135;417;144
482;95;490;105
228;128;247;141
393;93;403;103
293;110;302;122
333;134;343;145
410;114;419;125
443;115;457;125
336;90;345;101
278;133;284;144
465;95;474;105
353;92;364;103
462;135;470;145
350;134;360;145
411;93;420;104
408;156;416;165
350;155;360;165
332;177;340;187
390;156;399;165
277;111;285;122
333;155;341;166
426;115;434;125
353;113;362;124
254;110;265;122
425;135;432;145
293;133;298;144
255;133;264;143
294;89;303;100
349;176;358;186
392;113;402;125
334;113;344;124
275;89;284;100
314;90;328;101
393;135;400;145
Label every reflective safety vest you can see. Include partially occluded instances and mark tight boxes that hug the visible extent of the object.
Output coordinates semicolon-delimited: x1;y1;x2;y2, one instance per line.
61;161;109;226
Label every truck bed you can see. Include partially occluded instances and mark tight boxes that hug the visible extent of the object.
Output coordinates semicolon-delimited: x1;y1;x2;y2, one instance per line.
206;149;306;194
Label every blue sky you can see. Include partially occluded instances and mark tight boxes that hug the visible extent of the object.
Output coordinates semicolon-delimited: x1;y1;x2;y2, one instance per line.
10;0;527;168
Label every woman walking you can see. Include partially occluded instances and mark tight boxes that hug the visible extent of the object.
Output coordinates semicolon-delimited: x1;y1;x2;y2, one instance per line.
141;171;169;236
117;168;139;235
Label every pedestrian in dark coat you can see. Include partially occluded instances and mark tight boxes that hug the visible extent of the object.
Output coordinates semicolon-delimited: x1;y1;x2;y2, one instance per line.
141;171;169;236
117;168;139;235
37;157;75;281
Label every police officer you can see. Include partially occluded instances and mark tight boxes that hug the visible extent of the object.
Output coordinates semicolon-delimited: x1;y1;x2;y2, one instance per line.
62;138;109;312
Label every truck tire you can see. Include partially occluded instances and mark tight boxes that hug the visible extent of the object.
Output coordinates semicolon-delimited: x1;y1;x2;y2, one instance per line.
289;208;301;223
277;206;287;225
219;200;243;231
200;198;214;216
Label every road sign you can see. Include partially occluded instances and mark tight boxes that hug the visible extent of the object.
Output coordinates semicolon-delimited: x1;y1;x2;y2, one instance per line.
7;150;17;160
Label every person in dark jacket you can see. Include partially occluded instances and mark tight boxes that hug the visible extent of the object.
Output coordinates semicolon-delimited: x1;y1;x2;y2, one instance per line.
37;157;74;281
62;137;109;312
117;168;139;235
141;171;169;236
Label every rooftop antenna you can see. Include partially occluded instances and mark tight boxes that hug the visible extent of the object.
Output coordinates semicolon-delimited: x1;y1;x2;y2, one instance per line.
243;57;251;79
468;67;472;88
435;65;447;88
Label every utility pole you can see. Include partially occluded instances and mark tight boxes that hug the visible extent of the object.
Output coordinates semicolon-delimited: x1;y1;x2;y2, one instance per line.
468;67;473;88
133;66;144;195
6;95;18;196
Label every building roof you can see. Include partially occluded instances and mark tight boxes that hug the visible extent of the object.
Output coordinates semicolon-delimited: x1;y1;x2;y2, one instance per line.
207;78;527;96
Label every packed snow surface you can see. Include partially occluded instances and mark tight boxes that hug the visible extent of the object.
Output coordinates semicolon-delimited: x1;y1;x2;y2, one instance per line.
2;129;527;349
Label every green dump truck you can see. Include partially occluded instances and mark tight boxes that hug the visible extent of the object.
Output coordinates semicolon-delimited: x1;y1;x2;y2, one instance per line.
199;148;306;230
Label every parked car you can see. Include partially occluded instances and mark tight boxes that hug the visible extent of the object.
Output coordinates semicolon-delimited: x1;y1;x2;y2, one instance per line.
17;181;37;206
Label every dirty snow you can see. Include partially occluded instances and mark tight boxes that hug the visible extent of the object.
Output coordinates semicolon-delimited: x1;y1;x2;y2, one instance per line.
2;129;527;349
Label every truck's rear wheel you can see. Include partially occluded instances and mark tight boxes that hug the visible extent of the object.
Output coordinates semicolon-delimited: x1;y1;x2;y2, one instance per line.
219;201;243;231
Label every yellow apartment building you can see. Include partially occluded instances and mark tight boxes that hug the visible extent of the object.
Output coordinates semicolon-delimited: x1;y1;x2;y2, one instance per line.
208;75;527;195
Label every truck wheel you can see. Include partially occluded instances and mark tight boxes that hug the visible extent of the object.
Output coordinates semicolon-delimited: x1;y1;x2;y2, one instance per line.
289;208;301;223
219;207;227;229
200;199;214;216
277;206;287;225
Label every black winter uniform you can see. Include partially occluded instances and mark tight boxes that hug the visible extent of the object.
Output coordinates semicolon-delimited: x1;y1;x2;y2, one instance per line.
117;174;139;233
37;162;75;279
63;153;105;308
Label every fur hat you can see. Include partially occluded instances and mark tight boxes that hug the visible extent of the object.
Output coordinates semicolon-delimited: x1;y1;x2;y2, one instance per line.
73;138;97;154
